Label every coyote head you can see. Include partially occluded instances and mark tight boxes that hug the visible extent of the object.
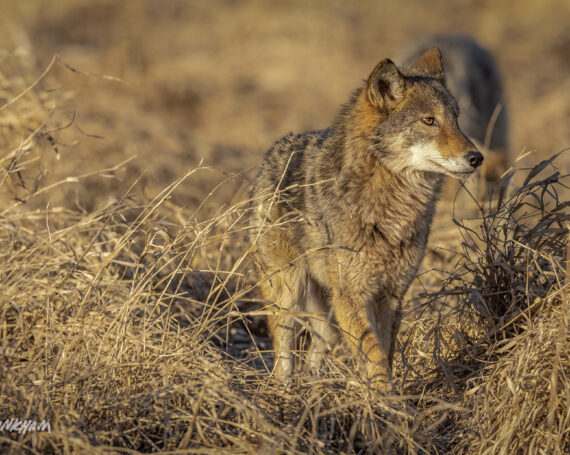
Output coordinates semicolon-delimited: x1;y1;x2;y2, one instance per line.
363;48;483;178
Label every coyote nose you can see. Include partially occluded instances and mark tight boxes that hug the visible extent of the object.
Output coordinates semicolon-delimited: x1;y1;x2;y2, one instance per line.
465;150;484;168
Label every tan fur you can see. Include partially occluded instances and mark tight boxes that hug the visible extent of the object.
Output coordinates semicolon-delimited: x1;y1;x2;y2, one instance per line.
250;48;481;390
437;124;475;159
350;90;386;151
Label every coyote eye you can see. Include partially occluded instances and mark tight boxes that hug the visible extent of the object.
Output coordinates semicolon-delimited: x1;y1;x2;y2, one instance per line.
422;117;436;126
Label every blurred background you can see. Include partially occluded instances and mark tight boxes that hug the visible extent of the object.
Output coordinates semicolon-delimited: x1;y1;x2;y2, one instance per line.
0;0;569;212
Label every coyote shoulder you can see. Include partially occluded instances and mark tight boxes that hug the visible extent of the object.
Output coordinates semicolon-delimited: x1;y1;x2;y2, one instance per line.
250;48;482;389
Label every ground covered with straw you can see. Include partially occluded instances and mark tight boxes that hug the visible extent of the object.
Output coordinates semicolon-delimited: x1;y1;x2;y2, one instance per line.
1;1;570;453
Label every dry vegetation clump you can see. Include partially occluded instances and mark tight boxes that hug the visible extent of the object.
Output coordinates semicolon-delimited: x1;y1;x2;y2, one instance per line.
452;156;570;453
461;154;568;333
397;153;569;452
1;50;569;454
458;292;570;453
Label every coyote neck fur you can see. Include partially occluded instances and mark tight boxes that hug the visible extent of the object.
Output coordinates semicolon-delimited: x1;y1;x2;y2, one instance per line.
325;91;443;244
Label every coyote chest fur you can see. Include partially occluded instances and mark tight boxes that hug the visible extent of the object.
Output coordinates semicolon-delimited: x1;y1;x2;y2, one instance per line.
250;48;482;389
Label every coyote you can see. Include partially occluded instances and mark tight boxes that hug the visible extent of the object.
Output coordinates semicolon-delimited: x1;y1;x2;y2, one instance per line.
250;48;482;389
398;35;509;183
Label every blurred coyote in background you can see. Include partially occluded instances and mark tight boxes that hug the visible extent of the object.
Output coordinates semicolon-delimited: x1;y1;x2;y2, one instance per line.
398;35;509;185
250;48;483;389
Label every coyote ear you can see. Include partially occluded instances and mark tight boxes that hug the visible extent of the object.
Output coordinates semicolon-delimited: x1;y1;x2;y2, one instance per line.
411;47;445;79
367;59;406;113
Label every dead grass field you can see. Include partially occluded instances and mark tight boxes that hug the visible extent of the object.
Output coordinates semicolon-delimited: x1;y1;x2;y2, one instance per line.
0;0;569;453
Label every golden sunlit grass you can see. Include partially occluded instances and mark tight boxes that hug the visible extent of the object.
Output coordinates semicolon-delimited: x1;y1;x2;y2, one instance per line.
0;39;568;455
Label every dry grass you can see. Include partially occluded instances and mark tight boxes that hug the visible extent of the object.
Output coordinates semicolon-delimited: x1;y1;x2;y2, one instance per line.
1;2;569;453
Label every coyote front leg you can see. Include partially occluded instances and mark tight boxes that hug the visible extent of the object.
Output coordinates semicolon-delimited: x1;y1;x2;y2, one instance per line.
332;290;397;390
374;294;402;375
